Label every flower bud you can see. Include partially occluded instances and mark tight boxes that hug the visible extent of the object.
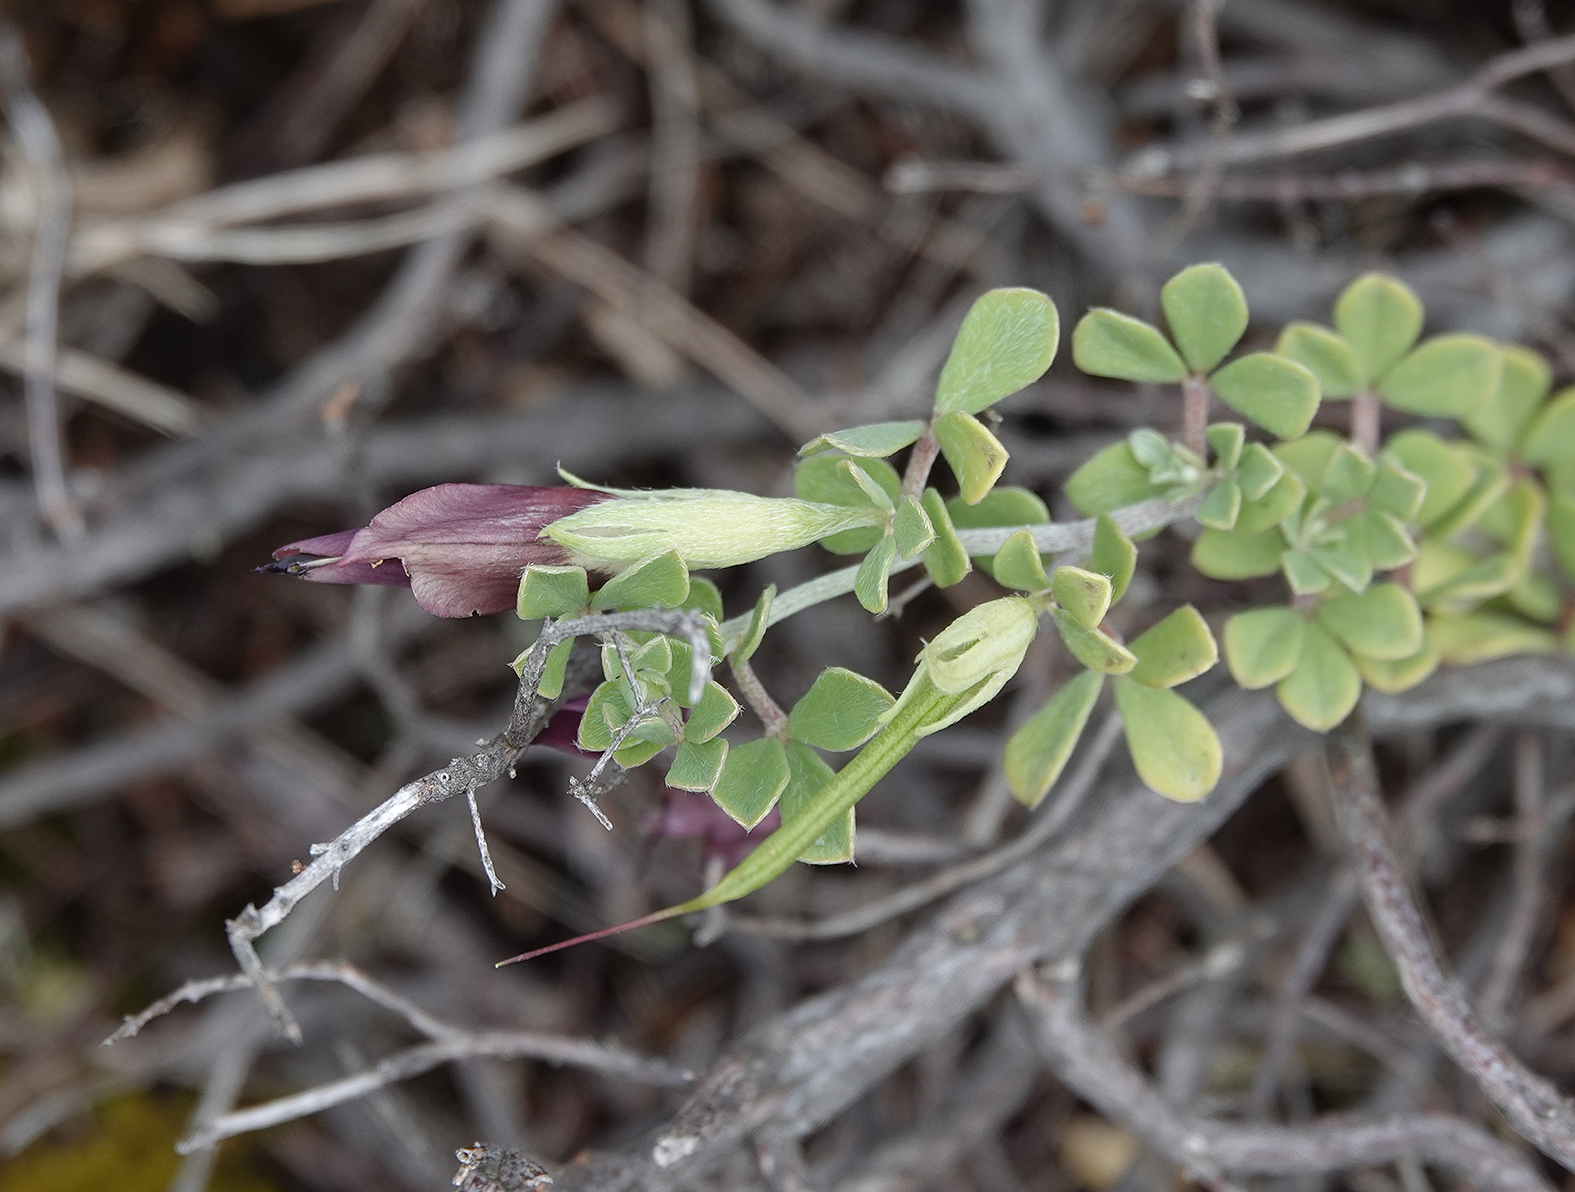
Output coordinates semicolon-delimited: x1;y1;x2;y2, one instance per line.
886;597;1039;737
542;491;886;570
261;484;609;617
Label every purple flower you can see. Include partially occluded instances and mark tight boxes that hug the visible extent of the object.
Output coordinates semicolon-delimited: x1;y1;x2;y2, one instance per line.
261;484;610;617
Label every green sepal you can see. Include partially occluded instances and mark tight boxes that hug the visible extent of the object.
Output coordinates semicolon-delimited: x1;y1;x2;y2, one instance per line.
1378;334;1502;418
1127;605;1217;688
1196;478;1242;531
795;455;901;554
1089;515;1136;603
935;287;1060;416
893;494;936;560
920;488;971;587
1054;608;1137;674
1333;273;1423;384
787;667;895;752
1317;582;1423;661
591;549;690;611
993;528;1052;593
1114;676;1222;802
1429;612;1557;665
1522;386;1575;467
1382;430;1475;527
855;534;898;614
683;681;740;742
1223;606;1305;689
780;740;853;864
800;421;927;458
1192;525;1285;579
1052;564;1113;628
710;737;792;829
1063;441;1166;516
1004;669;1103;809
518;565;589;620
1072;308;1187;383
1161;263;1248;373
934;411;1009;505
732;584;775;666
666;738;729;792
1236;442;1284;501
1463;344;1549;454
1275;621;1361;731
1275;321;1362;398
1208;353;1321;440
1206;422;1245;470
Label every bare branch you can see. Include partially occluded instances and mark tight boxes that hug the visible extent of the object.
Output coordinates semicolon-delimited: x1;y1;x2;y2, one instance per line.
1327;713;1575;1171
1015;967;1551;1192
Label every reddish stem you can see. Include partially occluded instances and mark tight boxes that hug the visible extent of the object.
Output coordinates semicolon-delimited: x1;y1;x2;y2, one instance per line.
901;426;941;498
1181;375;1210;458
1351;389;1380;457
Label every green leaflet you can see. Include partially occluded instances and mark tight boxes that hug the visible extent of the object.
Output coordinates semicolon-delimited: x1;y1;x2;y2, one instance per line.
1072;308;1188;383
1161;263;1248;373
1275;322;1361;398
1114;676;1222;803
1004;669;1104;808
1208;353;1321;440
1276;621;1361;731
1223;606;1305;689
1333;273;1422;384
934;411;1010;504
788;667;895;751
1127;605;1217;688
800;421;927;458
935;288;1060;416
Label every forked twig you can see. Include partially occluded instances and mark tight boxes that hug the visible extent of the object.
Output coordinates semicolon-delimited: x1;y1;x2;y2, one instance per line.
223;609;709;1043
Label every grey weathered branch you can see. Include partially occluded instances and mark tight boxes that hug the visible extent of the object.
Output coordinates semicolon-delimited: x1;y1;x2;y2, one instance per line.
1015;967;1550;1192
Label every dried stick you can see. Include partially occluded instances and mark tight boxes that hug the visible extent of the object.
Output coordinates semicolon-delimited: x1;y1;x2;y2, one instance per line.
177;1028;691;1153
1326;713;1575;1171
224;608;710;1043
1133;32;1575;174
0;26;81;540
1014;967;1551;1192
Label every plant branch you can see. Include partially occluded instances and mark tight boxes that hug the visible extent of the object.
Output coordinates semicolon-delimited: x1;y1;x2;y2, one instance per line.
1015;966;1551;1192
1326;712;1575;1171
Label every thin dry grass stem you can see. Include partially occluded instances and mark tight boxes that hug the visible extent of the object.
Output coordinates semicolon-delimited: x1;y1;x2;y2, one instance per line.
1327;712;1575;1172
0;25;81;541
1480;730;1553;1030
1015;967;1551;1192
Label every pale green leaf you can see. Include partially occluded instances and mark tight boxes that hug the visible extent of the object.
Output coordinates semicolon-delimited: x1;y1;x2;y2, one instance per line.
683;681;739;743
1161;263;1248;373
1072;308;1187;383
1206;421;1245;470
591;549;690;610
935;288;1060;415
1064;441;1166;516
711;737;791;829
854;534;898;614
1378;334;1502;417
1382;429;1476;527
517;565;588;620
934;411;1010;504
1054;609;1137;674
1333;273;1423;383
1317;581;1423;660
731;584;775;665
993;528;1051;592
1275;621;1361;731
1462;344;1550;454
1114;676;1222;802
1351;636;1440;694
794;454;900;553
788;667;895;752
1236;442;1284;502
666;738;728;792
1209;353;1321;440
1004;669;1103;808
1275;321;1362;398
1052;565;1112;627
1128;605;1217;688
1089;514;1137;603
920;487;971;587
800;420;927;458
1223;606;1305;689
1191;525;1285;579
1429;612;1557;665
1234;470;1305;535
1195;478;1242;530
1523;386;1575;466
535;637;574;699
894;494;935;559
